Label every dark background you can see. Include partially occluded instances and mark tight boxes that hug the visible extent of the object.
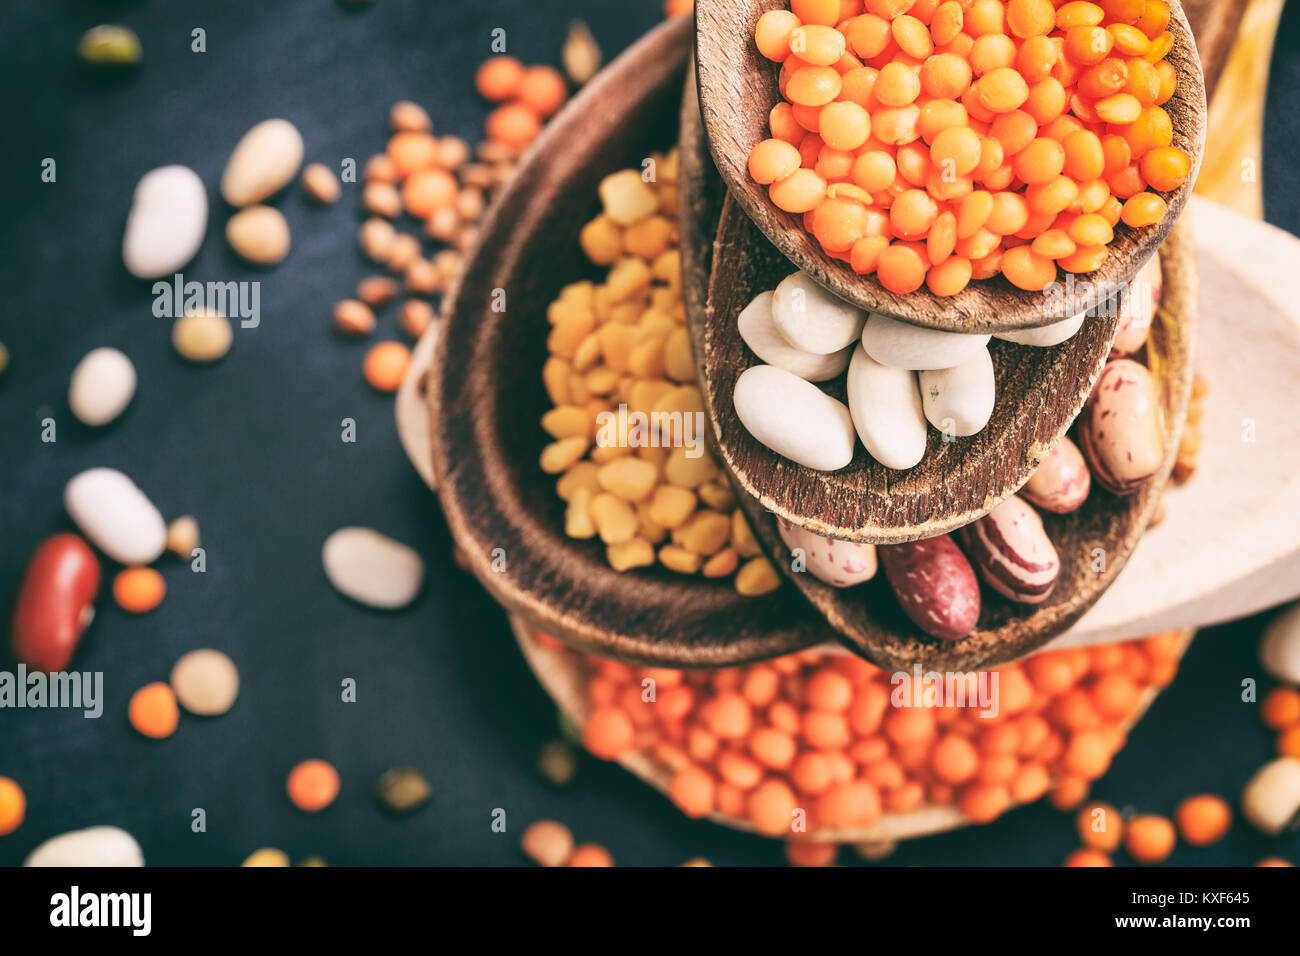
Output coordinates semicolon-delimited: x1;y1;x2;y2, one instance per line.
1;0;1298;867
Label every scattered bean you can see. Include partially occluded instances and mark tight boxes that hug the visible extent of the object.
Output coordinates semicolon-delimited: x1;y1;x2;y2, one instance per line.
860;312;991;371
64;468;167;565
359;218;397;262
170;649;239;716
301;163;341;204
1241;757;1300;836
845;345;927;470
1078;358;1164;494
1175;793;1231;846
322;526;424;609
562;20;602;85
128;682;179;739
68;347;135;427
24;826;143;867
226;204;291;265
919;346;996;437
521;819;575;867
537;739;578;788
113;567;166;614
78;25;141;65
122;165;207;279
1261;604;1300;685
398;300;436;338
389;100;432;132
376;767;432;813
737;290;852;381
221;118;304;207
770;271;866;355
0;778;25;836
569;843;614;867
994;312;1086;347
733;364;856;471
363;341;411;391
172;310;233;363
242;848;290;867
11;535;100;672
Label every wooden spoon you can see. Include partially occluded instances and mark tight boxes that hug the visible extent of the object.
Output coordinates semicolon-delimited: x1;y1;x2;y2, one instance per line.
511;614;1195;845
693;0;1207;333
738;220;1195;671
427;14;834;667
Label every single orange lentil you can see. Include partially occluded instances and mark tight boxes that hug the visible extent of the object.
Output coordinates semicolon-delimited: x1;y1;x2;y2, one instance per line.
1279;725;1300;759
1064;848;1113;866
1125;814;1176;863
1013;137;1066;184
876;61;921;107
876;241;928;292
850;234;890;273
387;131;439;176
1140;145;1191;192
749;726;798;771
960;783;1010;823
518;66;567;118
485;102;542;149
0;777;26;836
403;168;458;218
770;168;828;213
475;56;524;102
787;65;843;106
584;705;635;759
1001;244;1056;290
113;567;166;614
820;101;873;150
795;0;843;26
927;212;959;264
975;67;1029;113
1048;774;1091;810
363;342;411;392
748;138;802;185
785;839;838;867
1262;687;1300;729
756;10;802;61
569;843;614;867
1175;794;1231;847
792;24;848;66
287;759;340;812
1007;0;1055;38
1076;800;1123;851
669;764;716;817
703;691;753;740
128;682;180;739
816;780;882;828
931;734;980;784
749;779;799;835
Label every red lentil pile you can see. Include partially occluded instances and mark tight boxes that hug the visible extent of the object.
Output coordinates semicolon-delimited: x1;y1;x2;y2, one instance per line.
540;630;1186;843
746;0;1192;295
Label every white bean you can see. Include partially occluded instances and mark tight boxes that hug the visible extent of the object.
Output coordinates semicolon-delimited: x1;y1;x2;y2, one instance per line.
919;347;995;437
64;468;167;565
25;826;143;867
322;527;424;609
845;345;926;470
770;272;866;355
994;311;1086;347
733;364;855;471
1261;603;1300;685
860;312;990;370
738;291;851;382
68;347;136;426
122;165;207;279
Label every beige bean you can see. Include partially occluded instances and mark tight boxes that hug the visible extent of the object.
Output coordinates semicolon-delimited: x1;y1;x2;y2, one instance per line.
663;447;717;488
580;216;623;265
607;537;655;572
597;458;658;501
674;510;731;556
405;259;442;295
648;486;697;529
363;181;402;218
334;300;376;337
731;510;762;558
390;100;432;132
521;820;574;868
542;358;572;406
565;488;597;539
542;405;591;440
301;163;341;204
665;327;695;382
540;437;589;474
398;300;436;338
359;218;396;262
387;234;422;272
658;544;702;574
556;461;600;501
589;493;637;544
702;547;739;578
735;556;781;596
357;276;398;307
172;311;233;363
698;482;735;512
226;206;290;265
364;154;399;184
605;258;652;303
425;207;458;243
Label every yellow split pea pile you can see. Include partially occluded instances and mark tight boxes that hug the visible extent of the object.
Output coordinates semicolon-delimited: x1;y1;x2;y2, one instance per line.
539;151;781;595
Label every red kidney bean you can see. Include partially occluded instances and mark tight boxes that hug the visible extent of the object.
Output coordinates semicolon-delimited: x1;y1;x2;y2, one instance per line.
11;534;101;672
878;534;980;641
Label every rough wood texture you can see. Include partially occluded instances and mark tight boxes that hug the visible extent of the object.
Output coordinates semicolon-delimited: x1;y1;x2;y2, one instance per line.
512;614;1194;843
743;220;1196;671
696;196;1122;543
694;0;1207;332
428;15;833;667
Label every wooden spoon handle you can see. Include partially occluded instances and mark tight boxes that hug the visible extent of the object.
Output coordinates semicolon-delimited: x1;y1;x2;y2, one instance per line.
1050;197;1300;650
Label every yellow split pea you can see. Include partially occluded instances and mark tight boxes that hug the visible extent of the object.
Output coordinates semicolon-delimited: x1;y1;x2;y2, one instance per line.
540;149;776;595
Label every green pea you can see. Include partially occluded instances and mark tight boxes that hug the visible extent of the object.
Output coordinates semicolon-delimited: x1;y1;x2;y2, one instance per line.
78;26;142;66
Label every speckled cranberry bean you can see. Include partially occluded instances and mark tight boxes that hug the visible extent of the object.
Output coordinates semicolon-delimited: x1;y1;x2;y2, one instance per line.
877;534;980;641
962;494;1060;604
1078;359;1164;495
1022;435;1090;513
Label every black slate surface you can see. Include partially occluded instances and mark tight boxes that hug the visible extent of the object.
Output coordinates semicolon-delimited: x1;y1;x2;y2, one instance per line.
1;0;1299;867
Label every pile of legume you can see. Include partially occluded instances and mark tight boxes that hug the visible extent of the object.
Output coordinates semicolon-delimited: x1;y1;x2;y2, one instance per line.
541;152;780;595
544;629;1188;851
746;0;1192;295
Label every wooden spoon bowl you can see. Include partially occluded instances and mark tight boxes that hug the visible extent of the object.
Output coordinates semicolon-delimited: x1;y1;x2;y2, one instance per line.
428;14;833;668
512;615;1195;845
741;220;1197;672
694;0;1207;333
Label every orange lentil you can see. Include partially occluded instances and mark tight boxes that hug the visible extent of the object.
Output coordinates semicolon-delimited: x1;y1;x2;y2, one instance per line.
960;783;1010;823
475;56;524;102
1125;814;1176;863
485;102;542;149
1048;774;1091;810
927;210;958;263
402;168;458;218
583;705;635;759
0;777;26;836
363;341;411;392
965;0;1006;36
817;780;882;828
931;735;980;784
1000;244;1056;290
787;65;843;106
518;66;568;118
569;844;614;867
703;692;753;740
287;759;340;812
1010;762;1050;803
749;779;799;835
930;1;964;45
113;567;166;614
1007;0;1055;38
1262;687;1300;729
756;10;802;61
1064;848;1113;866
749;726;798;770
785;839;838;867
876;241;928;292
770;168;828;213
748;138;802;185
670;764;716;817
803;709;852;751
1279;726;1300;759
128;682;179;739
1092;672;1140;719
971;34;1016;76
1140;145;1191;192
387;131;439;176
817;147;857;182
1076;800;1123;851
769;102;804;143
975;67;1029;112
850;234;890;273
820;101;873;150
1175;794;1231;847
796;0;844;25
793;24;849;66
